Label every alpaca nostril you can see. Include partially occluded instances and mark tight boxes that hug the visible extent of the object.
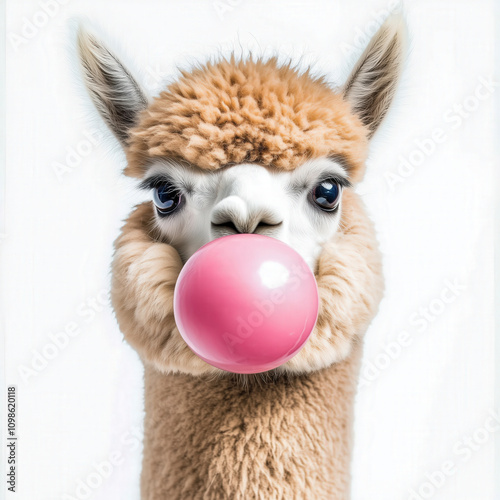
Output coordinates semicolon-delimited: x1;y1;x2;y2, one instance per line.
211;219;282;235
211;220;240;234
254;220;283;232
211;197;284;235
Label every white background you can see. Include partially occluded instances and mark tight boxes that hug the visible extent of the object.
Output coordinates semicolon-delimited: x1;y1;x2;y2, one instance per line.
2;0;498;499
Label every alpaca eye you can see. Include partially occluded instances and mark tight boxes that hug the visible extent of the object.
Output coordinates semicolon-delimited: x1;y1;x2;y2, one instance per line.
311;180;341;211
153;183;183;216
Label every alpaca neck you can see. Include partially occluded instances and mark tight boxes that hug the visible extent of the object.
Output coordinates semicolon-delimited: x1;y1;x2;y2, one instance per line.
140;343;363;500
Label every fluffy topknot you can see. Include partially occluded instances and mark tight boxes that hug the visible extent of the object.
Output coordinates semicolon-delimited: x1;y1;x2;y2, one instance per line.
125;57;369;181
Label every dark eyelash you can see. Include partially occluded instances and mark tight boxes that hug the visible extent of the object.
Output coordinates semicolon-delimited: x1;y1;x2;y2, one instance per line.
139;175;175;191
141;172;350;195
317;175;352;189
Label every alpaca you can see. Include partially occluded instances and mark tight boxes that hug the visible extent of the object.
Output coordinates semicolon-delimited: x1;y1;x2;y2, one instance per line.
78;14;405;499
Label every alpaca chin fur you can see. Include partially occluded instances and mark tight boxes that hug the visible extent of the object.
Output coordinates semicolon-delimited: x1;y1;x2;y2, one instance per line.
111;189;383;378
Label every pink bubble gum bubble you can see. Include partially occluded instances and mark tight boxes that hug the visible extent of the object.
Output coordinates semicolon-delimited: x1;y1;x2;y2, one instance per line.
173;234;319;374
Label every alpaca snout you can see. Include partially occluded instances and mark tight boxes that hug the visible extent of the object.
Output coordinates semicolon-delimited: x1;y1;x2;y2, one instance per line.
210;164;286;236
211;195;284;235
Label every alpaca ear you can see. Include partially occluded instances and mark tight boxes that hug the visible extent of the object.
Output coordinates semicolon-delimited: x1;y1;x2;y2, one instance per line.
343;14;406;137
77;27;148;147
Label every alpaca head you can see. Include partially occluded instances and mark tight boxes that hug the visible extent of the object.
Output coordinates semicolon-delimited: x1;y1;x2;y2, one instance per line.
78;15;405;376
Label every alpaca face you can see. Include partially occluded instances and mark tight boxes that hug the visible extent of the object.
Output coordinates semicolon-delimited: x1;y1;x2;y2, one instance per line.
78;15;405;375
141;157;349;268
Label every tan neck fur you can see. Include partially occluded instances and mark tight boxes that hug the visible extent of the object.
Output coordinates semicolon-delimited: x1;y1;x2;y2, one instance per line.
141;342;363;500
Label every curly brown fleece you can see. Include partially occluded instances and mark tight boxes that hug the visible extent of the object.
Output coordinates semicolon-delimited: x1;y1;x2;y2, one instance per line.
125;57;369;182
